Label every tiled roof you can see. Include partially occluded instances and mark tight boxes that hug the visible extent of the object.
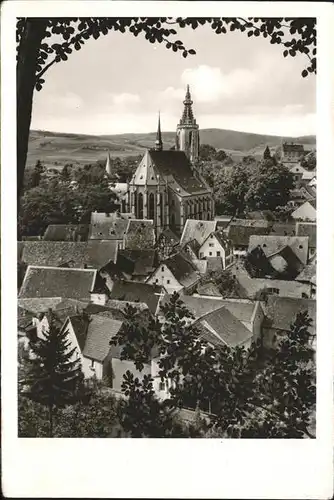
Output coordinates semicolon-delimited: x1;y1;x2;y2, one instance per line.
20;241;117;269
198;306;253;348
248;235;309;265
157;228;180;246
118;249;157;277
163;252;199;289
196;281;222;297
43;224;89;241
18;297;64;314
82;315;123;362
159;294;255;323
180;220;217;247
149;150;209;195
109;280;162;315
264;296;316;335
295;264;316;285
124;219;155;249
183;239;201;257
19;266;97;300
229;218;270;228
227;224;270;247
295;222;316;248
267;245;304;279
268;223;296;237
89;212;130;240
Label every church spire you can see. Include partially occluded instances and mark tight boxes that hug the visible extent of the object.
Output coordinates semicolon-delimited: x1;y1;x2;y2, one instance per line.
155;112;163;151
106;150;112;176
180;84;195;125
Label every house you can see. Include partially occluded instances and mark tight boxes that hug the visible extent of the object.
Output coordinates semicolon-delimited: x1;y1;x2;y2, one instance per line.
108;280;163;316
155;228;180;260
299;184;316;201
43;224;90;242
281;142;304;164
248;235;309;265
180;219;217;248
295;264;316;298
291;200;316;222
198;230;233;269
89;211;132;247
245;244;304;281
295;222;316;260
226;223;270;257
20;240;118;269
115;249;157;282
153;294;264;399
262;295;316;348
268;223;296;237
124;219;155;250
18;266;108;302
146;252;200;294
227;261;311;300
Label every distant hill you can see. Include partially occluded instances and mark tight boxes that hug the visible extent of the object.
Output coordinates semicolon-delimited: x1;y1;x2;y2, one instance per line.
27;128;316;169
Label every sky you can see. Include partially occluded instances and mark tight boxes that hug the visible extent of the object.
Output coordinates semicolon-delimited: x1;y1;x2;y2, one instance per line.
31;22;316;137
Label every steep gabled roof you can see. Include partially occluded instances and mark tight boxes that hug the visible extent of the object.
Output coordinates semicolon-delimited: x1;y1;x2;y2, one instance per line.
197;306;253;348
163;252;199;289
180;220;217;247
227;224;270;247
43;224;89;241
295;264;316;285
118;249;157;277
248;235;309;265
20;241;118;269
67;314;90;351
124;219;155;249
282;142;304;153
19;266;97;300
149;150;209;195
157;228;180;247
89;212;130;240
295;222;316;248
264;296;316;335
109;280;162;315
82;315;123;362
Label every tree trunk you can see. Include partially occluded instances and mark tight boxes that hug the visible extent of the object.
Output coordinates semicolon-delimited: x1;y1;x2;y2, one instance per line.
17;19;47;212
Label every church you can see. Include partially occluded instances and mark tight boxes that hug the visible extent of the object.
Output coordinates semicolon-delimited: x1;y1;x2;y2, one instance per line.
122;86;214;236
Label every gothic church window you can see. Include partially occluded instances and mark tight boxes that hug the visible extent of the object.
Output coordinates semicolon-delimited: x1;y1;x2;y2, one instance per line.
149;193;155;221
138;193;143;219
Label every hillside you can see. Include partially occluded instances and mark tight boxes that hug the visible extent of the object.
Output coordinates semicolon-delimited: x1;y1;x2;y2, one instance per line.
27;128;316;169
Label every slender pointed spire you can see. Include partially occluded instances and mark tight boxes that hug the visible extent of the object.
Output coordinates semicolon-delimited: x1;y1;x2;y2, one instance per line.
106;150;112;176
180;84;195;124
155;111;163;151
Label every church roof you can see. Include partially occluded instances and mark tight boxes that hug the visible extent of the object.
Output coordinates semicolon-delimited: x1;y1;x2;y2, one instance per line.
148;150;208;195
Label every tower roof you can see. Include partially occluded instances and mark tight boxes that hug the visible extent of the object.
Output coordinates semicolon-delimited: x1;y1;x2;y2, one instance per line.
106;150;112;176
179;84;196;125
155;112;163;151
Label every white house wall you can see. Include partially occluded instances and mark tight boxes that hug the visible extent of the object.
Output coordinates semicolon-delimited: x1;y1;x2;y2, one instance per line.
147;265;183;293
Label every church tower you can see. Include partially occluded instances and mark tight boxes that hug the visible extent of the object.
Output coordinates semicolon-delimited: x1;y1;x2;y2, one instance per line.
176;85;199;163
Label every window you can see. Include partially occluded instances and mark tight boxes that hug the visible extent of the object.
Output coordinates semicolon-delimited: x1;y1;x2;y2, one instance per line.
302;292;309;298
90;360;95;371
209;243;214;247
161;266;164;272
159;381;165;391
209;252;212;256
299;245;303;249
200;252;203;258
155;279;159;283
216;251;221;257
263;243;267;248
167;279;170;284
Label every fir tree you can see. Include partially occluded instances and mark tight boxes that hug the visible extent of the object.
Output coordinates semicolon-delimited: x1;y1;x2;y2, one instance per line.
263;145;271;160
23;318;84;436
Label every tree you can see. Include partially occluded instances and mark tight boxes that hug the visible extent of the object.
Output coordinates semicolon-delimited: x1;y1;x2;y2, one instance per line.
23;319;84;436
16;17;316;202
243;311;316;438
245;158;294;211
199;143;217;161
199;269;240;298
214;163;250;215
301;150;316;171
61;163;72;181
263;145;271;160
